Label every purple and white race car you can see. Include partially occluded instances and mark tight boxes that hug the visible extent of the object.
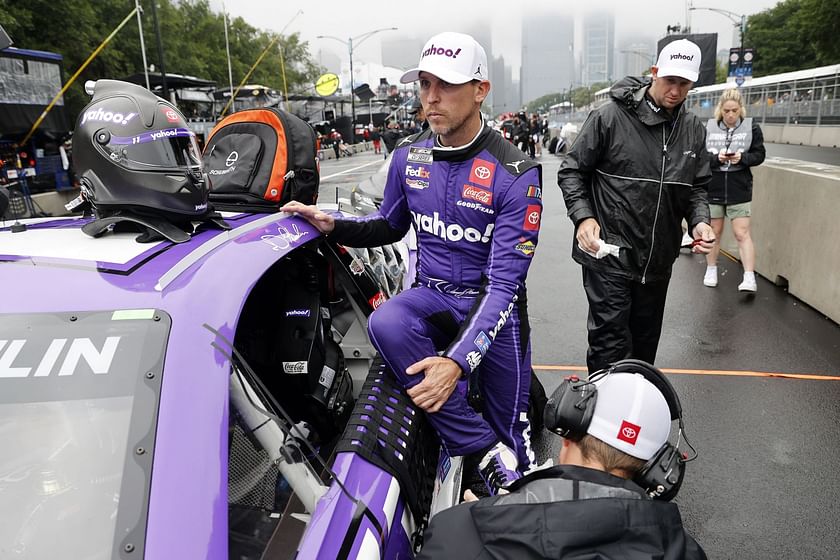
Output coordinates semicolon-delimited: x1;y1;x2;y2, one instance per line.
0;208;448;560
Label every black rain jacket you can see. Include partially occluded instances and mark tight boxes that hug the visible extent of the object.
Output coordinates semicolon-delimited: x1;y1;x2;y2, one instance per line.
707;120;766;205
558;77;711;283
417;465;707;560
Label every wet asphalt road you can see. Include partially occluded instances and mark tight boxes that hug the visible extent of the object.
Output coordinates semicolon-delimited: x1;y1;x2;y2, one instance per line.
319;149;840;559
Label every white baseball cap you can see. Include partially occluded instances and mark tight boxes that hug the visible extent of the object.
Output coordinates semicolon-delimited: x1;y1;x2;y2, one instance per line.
655;39;702;82
400;32;488;85
586;373;672;460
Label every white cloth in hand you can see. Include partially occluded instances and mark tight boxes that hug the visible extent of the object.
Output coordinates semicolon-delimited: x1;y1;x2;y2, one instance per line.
578;239;621;259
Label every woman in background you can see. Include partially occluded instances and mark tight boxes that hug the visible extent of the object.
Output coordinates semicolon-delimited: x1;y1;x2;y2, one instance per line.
703;88;766;292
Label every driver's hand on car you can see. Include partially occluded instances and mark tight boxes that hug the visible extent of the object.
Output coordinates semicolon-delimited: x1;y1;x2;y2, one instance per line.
405;356;462;413
280;201;335;234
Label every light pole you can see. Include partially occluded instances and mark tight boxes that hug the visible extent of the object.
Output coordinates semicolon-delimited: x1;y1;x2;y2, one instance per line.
317;27;398;141
689;4;747;80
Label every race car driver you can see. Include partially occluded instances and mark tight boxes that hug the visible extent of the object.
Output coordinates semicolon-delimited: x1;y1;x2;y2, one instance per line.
282;31;542;495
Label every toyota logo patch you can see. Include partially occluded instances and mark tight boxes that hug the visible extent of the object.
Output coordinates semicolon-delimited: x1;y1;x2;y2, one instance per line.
617;420;641;445
474;166;491;180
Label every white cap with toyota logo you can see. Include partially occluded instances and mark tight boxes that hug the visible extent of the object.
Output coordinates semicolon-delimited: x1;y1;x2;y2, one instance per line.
586;372;671;460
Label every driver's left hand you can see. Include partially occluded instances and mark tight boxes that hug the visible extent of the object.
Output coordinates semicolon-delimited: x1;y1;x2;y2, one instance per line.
405;356;462;413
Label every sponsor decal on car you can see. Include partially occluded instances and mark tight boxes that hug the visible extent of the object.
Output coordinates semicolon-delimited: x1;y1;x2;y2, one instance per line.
283;361;308;374
349;258;365;276
369;291;386;309
0;336;121;378
462;184;492;205
408;146;433;163
469;158;495;188
523;204;541;231
285;309;311;317
411;211;494;243
474;331;491;355
515;238;536;256
526;185;542;199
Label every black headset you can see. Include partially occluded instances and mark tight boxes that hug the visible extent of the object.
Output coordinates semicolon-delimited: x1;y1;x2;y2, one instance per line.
543;359;696;501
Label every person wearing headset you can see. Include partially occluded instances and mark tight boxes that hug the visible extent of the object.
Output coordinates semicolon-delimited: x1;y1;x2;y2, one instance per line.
417;359;707;559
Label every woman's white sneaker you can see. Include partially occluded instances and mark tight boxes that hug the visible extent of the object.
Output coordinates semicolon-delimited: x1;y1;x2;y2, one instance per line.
738;278;757;292
703;267;718;287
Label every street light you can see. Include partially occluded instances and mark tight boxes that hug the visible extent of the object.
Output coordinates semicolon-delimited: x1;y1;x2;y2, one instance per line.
317;27;398;140
689;4;747;79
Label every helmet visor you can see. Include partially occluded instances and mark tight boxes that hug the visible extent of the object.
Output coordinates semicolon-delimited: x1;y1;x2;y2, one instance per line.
103;127;202;171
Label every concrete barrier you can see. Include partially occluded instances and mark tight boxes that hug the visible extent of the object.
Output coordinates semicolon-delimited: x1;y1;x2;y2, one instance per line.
761;124;840;148
318;141;374;161
718;158;840;323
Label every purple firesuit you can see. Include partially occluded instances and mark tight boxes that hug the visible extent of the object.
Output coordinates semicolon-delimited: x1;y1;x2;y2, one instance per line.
329;123;542;468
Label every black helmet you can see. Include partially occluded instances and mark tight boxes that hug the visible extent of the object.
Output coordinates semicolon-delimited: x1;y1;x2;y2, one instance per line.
73;79;209;222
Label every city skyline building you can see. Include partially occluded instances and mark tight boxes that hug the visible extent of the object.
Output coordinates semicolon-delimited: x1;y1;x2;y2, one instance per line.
617;38;656;78
520;13;574;106
583;12;615;86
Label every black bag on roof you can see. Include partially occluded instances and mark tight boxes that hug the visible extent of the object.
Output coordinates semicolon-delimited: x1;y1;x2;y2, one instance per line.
203;107;319;212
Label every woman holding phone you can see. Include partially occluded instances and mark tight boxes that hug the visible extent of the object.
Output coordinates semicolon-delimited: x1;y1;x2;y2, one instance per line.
703;88;766;292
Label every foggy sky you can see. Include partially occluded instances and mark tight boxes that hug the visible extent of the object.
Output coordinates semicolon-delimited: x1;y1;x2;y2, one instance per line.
214;0;780;72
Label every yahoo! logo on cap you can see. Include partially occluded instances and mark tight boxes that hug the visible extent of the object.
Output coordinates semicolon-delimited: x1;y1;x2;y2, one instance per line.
670;53;694;61
422;44;462;59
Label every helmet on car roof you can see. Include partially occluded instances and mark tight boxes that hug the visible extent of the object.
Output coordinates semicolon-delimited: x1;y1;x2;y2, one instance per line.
72;79;209;222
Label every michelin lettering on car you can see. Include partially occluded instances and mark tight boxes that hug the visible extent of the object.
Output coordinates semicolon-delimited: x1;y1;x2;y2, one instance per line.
0;336;121;378
410;211;494;243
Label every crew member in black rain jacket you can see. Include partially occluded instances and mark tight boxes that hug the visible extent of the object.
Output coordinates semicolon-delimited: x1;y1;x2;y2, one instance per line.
558;39;715;373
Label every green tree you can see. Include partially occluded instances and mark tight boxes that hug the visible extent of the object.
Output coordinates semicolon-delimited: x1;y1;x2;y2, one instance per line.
0;0;322;119
745;0;840;76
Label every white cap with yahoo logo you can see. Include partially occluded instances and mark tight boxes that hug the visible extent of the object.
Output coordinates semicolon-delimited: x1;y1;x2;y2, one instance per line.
655;39;702;82
586;372;672;460
400;32;488;85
